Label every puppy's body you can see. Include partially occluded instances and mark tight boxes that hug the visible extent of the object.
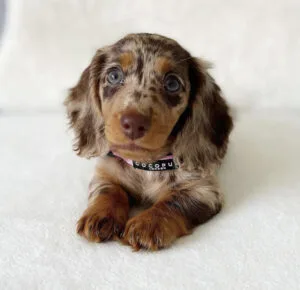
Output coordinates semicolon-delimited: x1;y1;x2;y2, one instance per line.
65;33;233;250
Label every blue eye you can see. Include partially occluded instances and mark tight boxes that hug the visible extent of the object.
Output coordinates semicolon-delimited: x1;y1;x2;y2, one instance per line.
107;68;124;85
164;74;181;93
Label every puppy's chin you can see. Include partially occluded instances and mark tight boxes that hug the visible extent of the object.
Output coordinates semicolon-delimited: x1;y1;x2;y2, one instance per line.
122;150;167;162
109;144;170;162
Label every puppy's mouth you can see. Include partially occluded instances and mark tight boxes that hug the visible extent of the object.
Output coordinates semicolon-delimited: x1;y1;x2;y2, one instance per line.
110;143;154;152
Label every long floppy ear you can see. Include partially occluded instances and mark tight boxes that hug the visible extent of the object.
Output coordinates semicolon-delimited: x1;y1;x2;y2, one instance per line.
64;50;108;158
173;58;233;171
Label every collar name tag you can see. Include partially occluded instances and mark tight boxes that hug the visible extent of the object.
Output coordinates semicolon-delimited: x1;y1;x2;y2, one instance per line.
133;159;179;171
107;151;179;171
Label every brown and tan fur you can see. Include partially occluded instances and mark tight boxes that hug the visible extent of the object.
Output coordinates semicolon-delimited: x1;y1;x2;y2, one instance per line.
65;33;233;251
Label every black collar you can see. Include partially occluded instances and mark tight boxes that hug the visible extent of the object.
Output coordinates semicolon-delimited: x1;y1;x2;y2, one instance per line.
107;151;179;171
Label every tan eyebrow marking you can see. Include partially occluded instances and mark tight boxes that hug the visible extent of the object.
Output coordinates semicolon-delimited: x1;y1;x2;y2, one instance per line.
119;52;134;70
155;57;173;74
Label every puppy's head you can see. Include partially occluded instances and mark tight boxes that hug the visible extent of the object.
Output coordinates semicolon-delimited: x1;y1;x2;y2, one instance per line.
65;33;233;168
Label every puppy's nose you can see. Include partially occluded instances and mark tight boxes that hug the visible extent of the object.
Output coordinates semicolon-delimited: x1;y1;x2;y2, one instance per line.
120;112;150;140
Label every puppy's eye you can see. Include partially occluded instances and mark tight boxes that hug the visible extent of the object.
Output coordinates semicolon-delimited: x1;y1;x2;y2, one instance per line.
107;68;124;85
164;74;181;93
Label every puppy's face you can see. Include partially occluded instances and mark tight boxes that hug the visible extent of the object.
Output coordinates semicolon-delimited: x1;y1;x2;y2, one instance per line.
99;35;191;161
66;33;233;168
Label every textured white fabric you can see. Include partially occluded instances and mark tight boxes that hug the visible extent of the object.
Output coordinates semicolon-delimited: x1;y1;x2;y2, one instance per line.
0;111;300;289
1;1;300;289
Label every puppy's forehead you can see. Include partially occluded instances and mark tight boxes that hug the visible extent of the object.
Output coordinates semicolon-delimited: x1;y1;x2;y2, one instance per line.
111;33;190;69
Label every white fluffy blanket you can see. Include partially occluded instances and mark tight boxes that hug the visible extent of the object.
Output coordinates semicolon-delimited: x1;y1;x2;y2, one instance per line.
1;1;300;289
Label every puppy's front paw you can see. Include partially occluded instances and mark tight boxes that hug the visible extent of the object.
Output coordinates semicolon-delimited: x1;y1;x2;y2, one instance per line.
123;208;189;251
77;207;127;243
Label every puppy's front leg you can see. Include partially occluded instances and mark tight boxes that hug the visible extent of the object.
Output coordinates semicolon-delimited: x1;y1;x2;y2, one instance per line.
77;169;129;242
123;177;222;251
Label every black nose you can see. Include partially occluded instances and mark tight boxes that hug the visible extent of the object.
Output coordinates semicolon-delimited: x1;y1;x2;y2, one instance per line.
120;112;150;140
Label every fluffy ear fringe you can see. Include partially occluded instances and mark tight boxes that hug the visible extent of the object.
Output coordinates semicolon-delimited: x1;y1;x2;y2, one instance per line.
172;58;233;171
64;50;108;158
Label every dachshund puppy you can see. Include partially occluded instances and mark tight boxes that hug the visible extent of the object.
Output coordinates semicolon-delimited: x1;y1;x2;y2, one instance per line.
65;33;233;251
